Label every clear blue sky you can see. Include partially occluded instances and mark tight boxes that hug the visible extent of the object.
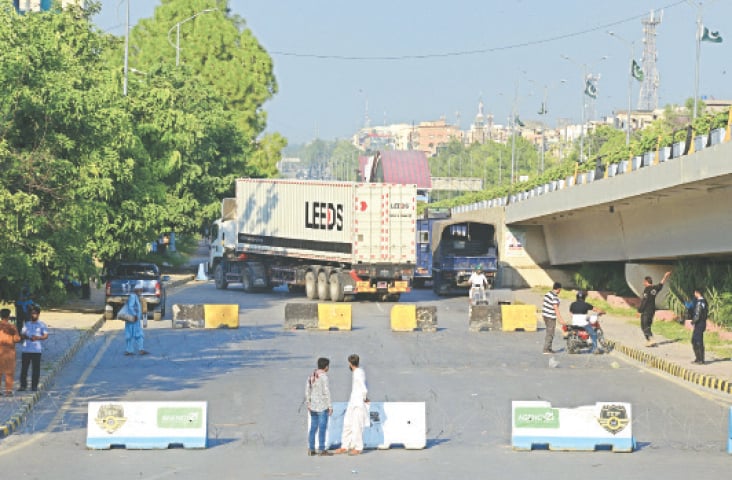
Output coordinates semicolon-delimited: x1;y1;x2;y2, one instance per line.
97;1;731;145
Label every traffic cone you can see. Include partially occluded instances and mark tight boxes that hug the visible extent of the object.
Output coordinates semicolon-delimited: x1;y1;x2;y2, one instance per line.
196;263;208;281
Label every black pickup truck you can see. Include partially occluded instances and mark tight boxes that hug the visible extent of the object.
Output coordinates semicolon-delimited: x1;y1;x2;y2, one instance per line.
103;262;170;320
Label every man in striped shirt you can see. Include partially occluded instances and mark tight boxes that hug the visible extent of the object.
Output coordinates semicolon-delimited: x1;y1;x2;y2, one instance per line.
542;282;564;354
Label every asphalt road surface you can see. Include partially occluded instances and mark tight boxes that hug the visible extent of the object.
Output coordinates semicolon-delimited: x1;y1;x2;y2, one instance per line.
0;280;729;479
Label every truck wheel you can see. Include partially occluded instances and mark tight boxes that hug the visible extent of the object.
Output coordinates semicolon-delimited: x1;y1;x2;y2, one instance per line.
387;294;401;302
412;278;425;289
317;271;330;300
305;271;317;300
329;273;345;302
214;264;228;290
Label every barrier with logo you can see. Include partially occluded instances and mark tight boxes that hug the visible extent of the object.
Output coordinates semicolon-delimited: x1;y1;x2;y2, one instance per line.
511;401;634;452
87;401;207;449
312;401;425;450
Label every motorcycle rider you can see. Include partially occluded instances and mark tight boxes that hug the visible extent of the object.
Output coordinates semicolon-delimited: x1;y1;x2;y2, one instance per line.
568;290;605;354
468;265;489;304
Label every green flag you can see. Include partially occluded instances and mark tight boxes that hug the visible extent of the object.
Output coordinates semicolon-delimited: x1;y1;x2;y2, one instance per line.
701;26;723;43
631;60;644;82
515;115;525;127
584;79;597;99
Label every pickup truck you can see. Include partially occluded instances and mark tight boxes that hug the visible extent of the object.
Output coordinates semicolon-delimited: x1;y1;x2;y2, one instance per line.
103;262;170;321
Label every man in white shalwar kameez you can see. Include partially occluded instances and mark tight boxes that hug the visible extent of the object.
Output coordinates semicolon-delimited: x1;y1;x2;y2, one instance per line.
335;354;369;455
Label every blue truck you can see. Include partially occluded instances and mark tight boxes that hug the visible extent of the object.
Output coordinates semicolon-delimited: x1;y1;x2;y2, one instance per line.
414;208;498;295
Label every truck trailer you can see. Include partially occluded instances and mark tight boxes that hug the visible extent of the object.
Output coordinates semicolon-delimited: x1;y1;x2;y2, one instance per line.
209;179;416;302
414;208;498;295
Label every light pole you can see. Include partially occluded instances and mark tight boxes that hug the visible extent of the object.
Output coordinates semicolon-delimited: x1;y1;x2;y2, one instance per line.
123;0;129;96
536;80;566;173
608;31;635;145
167;8;219;66
561;54;607;163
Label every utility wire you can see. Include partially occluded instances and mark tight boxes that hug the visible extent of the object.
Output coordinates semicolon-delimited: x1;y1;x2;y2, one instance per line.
270;0;687;61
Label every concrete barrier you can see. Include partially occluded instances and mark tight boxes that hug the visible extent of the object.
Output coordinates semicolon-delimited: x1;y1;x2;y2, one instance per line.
203;304;239;328
316;401;426;450
317;304;352;330
469;305;502;332
501;305;538;332
172;304;205;329
87;401;207;449
283;303;319;329
391;305;437;332
172;304;239;328
511;401;634;452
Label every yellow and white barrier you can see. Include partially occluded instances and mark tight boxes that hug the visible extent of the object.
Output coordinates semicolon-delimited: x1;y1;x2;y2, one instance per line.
87;401;207;449
511;401;634;452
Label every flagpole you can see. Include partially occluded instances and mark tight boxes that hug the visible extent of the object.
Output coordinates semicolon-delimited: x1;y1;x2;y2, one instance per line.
693;5;702;120
608;31;635;146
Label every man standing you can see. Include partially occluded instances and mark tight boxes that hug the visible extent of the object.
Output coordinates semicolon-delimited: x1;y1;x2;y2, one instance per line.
690;288;708;365
335;354;369;456
541;282;564;354
0;309;21;396
568;291;605;354
637;271;671;347
305;357;333;456
19;305;49;392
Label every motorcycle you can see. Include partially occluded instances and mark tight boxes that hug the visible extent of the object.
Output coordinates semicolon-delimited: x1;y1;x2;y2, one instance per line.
562;313;613;354
469;285;489;306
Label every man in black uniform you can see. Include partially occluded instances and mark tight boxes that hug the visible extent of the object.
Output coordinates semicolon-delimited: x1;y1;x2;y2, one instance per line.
568;291;605;354
690;288;708;365
637;271;671;347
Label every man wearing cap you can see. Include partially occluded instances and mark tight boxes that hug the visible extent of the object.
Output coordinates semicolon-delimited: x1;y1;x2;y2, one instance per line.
19;305;49;392
541;282;564;354
123;282;148;356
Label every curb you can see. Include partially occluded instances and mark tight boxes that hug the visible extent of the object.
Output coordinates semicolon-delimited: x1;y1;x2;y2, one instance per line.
0;275;194;438
608;339;732;396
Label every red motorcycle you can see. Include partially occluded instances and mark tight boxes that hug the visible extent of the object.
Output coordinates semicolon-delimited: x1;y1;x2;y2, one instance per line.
562;313;613;354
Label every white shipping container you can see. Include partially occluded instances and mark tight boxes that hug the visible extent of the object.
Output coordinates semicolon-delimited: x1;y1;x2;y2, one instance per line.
234;179;416;266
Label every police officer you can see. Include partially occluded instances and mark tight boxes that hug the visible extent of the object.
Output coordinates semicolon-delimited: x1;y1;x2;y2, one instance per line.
690;288;708;365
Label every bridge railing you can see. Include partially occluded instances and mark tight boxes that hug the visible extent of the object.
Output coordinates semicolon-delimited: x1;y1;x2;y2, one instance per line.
451;120;731;215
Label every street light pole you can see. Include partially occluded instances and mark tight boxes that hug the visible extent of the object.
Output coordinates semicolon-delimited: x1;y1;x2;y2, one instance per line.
608;31;635;146
167;8;219;67
123;0;129;96
537;79;566;173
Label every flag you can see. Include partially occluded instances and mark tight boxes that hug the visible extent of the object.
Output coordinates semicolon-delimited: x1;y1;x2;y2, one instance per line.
631;60;644;82
514;116;525;127
701;26;723;43
584;78;597;99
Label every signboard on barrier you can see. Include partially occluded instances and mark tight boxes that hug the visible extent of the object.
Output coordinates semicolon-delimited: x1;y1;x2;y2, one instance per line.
511;400;634;452
87;401;207;450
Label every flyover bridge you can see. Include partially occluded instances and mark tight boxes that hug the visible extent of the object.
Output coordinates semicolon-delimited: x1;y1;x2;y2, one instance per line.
449;126;732;291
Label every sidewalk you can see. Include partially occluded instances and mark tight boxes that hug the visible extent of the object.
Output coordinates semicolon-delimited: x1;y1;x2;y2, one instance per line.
513;289;732;396
0;274;193;439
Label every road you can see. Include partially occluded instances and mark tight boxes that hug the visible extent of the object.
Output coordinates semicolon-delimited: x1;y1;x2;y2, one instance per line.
0;280;729;479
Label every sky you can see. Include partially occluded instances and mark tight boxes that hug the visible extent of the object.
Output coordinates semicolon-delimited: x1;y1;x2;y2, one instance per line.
95;0;732;146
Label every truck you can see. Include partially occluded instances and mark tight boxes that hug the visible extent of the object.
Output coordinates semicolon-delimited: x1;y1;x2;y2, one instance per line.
209;179;416;302
413;208;498;295
103;262;170;320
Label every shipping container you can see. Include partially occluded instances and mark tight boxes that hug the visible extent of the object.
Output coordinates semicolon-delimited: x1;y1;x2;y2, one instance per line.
210;179;417;302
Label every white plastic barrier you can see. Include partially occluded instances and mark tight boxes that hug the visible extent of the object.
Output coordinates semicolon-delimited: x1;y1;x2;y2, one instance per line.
313;401;426;450
511;401;634;452
87;401;207;449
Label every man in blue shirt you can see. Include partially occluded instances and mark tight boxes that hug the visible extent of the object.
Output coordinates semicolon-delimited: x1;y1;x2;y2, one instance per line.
19;305;49;392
